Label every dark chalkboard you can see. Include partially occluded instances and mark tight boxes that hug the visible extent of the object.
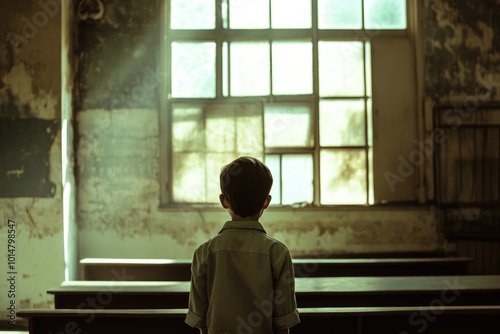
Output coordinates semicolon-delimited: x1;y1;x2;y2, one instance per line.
0;118;60;197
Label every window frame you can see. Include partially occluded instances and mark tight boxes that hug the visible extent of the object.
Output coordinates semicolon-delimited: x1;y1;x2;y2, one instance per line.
159;0;419;209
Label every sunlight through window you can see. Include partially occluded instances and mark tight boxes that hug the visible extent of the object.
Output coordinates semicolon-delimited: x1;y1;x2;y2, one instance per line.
165;0;408;206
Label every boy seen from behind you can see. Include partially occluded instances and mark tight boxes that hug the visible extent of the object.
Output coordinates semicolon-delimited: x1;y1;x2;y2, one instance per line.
185;156;300;334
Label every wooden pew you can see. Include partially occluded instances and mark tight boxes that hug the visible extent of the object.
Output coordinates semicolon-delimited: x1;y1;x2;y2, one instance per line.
80;257;473;281
294;257;473;277
81;259;192;281
18;306;500;334
48;275;500;309
18;309;196;334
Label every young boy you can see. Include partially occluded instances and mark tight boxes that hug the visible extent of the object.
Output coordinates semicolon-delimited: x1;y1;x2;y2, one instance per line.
185;157;300;334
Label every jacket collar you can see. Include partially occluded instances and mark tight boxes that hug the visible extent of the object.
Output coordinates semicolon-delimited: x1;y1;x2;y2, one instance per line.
219;220;267;234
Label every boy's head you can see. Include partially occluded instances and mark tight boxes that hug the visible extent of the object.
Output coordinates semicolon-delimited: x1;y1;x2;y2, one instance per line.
219;156;273;219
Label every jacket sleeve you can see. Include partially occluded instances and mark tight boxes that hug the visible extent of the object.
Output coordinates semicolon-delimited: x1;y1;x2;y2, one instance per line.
272;244;300;329
185;246;208;329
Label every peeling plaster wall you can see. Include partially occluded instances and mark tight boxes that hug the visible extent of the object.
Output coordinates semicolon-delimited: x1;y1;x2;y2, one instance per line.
424;0;500;102
0;0;64;325
423;0;500;228
80;207;442;259
76;0;445;263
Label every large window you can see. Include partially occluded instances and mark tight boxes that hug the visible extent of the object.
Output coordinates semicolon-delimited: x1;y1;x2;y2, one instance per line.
161;0;410;206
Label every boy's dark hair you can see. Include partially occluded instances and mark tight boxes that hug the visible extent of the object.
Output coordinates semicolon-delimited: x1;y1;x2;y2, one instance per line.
220;156;273;218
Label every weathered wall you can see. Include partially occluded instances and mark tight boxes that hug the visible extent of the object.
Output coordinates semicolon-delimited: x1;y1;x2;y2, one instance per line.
75;0;445;264
80;207;442;259
423;0;500;236
425;0;500;102
0;0;64;326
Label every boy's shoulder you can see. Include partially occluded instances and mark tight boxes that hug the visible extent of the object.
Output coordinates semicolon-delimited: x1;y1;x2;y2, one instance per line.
211;226;289;245
262;233;290;250
196;231;290;256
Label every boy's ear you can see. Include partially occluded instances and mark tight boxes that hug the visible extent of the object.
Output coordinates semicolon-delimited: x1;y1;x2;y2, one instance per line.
219;194;230;209
262;195;271;209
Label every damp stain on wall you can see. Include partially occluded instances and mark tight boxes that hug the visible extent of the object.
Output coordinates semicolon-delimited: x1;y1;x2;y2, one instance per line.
425;0;500;101
0;1;64;322
0;62;60;119
0;0;63;236
0;118;60;198
74;0;168;239
75;108;159;234
75;0;161;111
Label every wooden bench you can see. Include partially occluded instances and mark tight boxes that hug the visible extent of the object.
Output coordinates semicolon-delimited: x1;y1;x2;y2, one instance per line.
80;257;474;281
48;275;500;309
294;257;473;277
18;306;500;334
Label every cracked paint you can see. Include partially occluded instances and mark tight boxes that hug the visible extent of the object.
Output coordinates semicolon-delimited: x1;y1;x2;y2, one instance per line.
425;0;500;101
0;0;64;325
1;63;59;119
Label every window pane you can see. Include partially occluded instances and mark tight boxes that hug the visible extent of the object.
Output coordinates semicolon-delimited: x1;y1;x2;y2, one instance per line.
367;98;373;146
230;0;270;29
236;105;265;153
173;153;206;203
170;0;215;29
282;155;313;205
204;104;264;153
272;42;313;95
206;107;236;152
320;100;366;146
318;0;362;29
172;42;216;98
222;0;229;29
172;106;205;152
272;0;311;28
368;147;374;204
319;42;365;97
172;104;264;203
174;153;241;204
223;42;229;96
173;104;264;155
321;149;367;204
364;0;406;29
265;104;312;147
230;42;270;96
365;42;372;97
265;155;281;204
